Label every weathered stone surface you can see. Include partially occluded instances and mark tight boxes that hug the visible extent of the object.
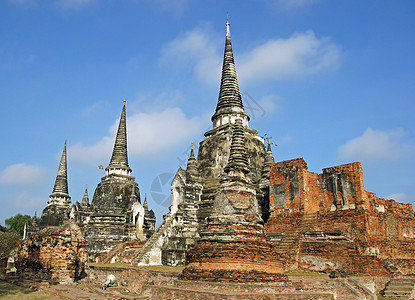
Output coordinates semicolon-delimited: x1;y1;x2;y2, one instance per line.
181;119;286;283
266;158;415;275
91;174;139;211
13;220;87;284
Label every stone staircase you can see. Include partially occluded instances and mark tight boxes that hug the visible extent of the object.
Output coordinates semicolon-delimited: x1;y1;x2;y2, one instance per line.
100;240;147;264
100;242;125;264
338;278;376;300
141;279;334;299
131;212;175;265
383;277;415;299
273;212;318;270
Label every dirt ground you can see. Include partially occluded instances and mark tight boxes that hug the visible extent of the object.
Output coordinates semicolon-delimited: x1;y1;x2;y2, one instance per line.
0;279;147;300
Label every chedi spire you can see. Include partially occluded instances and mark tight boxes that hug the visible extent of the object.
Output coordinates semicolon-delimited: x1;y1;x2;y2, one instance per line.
49;141;71;205
82;185;89;206
186;143;200;181
262;138;275;179
212;21;249;129
106;100;132;176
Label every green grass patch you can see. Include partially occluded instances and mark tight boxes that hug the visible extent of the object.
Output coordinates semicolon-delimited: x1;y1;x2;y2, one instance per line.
119;290;142;297
87;262;185;272
0;281;52;299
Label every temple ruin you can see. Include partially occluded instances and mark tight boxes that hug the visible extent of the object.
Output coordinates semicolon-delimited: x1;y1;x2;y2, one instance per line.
18;20;415;291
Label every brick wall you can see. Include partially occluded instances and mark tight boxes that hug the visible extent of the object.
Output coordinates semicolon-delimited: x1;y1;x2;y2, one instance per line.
14;220;87;283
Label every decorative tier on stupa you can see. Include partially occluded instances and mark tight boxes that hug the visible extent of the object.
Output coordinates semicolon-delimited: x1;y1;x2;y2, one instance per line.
180;119;287;282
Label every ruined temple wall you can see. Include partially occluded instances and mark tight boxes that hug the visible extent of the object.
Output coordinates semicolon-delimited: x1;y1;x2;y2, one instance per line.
299;241;391;276
14;220;87;283
269;158;308;213
322;162;368;209
269;160;378;215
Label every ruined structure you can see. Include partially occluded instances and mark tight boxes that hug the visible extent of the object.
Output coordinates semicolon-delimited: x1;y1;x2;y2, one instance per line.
14;220;87;284
72;101;156;261
181;119;286;282
39;141;72;228
132;21;268;267
20;20;415;284
132;20;415;281
266;159;415;276
27;101;156;261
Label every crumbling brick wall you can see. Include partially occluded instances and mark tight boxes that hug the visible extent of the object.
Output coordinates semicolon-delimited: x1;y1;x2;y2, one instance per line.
266;158;415;276
14;219;87;283
269;160;368;214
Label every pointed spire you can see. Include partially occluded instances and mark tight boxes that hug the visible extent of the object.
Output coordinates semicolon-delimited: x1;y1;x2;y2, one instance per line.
106;100;132;175
143;194;148;210
82;184;89;205
50;141;70;202
265;138;275;164
186;143;200;181
262;138;275;179
212;21;249;123
225;119;249;175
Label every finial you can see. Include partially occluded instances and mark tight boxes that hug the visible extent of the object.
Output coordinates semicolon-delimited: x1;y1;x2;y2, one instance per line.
191;142;194;151
226;15;230;37
123;99;126;105
267;137;272;152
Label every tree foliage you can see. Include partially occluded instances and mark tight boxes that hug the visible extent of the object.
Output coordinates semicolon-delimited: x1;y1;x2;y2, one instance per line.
5;214;32;237
0;230;20;259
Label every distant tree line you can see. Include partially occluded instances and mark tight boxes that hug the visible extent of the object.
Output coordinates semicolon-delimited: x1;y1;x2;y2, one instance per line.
1;213;38;261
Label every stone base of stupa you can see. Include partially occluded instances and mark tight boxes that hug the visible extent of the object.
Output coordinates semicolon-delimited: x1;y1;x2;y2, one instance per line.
180;217;287;283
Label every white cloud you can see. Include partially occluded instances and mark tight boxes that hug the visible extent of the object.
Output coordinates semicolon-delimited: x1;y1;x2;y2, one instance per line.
159;24;222;86
10;191;45;209
245;93;283;120
386;193;411;204
54;0;97;10
70;107;204;164
0;163;47;187
338;128;415;162
160;27;341;87
238;31;341;84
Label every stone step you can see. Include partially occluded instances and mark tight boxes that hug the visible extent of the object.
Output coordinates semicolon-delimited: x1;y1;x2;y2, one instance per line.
387;285;415;291
391;279;415;284
384;291;412;299
173;279;294;293
142;285;335;299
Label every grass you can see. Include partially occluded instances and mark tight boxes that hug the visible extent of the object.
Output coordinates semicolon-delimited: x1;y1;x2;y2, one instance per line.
0;281;53;300
87;262;185;272
119;290;142;297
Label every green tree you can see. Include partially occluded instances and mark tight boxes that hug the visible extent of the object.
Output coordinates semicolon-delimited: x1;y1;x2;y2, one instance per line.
0;229;20;259
5;214;32;237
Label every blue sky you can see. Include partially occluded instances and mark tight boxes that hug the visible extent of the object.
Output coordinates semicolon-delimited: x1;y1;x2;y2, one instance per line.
1;0;414;227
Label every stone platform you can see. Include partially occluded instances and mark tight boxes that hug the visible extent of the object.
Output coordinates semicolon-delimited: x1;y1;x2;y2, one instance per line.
142;279;334;299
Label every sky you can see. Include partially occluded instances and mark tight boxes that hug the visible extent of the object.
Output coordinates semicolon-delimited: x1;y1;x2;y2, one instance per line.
1;0;415;228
